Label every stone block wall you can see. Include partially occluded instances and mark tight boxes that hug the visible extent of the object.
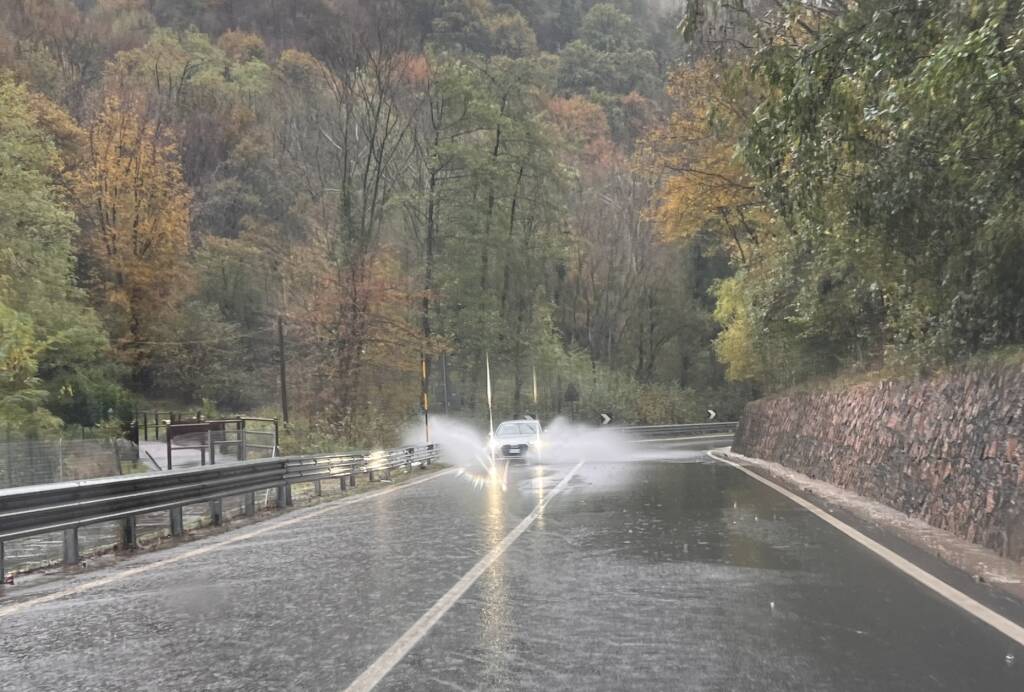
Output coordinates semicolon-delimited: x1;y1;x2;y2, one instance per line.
734;364;1024;561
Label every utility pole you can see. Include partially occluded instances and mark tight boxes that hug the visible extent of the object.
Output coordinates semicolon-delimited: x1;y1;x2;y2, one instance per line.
441;352;450;415
278;315;289;425
421;354;430;443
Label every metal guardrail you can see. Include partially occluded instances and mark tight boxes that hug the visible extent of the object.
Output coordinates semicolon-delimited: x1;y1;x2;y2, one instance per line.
619;422;738;439
0;423;731;577
0;444;438;575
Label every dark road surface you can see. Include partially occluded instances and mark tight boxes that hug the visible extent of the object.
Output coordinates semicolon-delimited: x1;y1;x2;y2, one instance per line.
2;439;1023;691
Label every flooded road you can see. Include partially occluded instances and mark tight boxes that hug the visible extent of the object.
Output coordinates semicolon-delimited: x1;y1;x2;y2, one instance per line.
2;440;1023;690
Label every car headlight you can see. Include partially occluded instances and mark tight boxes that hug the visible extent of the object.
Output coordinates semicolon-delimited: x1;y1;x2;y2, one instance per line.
488;438;500;450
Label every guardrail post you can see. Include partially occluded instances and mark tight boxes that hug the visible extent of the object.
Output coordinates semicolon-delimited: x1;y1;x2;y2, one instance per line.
339;475;347;491
121;516;138;550
1;541;5;581
314;479;322;496
244;492;256;516
170;507;184;536
276;483;291;508
368;468;376;482
209;498;223;526
63;528;80;565
349;471;356;488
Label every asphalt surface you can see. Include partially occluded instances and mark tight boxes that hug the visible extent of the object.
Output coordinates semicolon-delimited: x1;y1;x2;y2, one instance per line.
2;438;1023;691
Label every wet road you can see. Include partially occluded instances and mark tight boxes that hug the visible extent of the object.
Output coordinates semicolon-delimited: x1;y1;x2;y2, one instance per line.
2;440;1023;690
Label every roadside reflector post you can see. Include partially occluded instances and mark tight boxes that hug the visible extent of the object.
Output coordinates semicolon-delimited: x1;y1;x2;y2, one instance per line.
170;507;184;536
62;528;79;566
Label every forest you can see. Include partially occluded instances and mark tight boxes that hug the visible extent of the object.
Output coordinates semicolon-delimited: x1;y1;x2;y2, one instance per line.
2;0;1022;446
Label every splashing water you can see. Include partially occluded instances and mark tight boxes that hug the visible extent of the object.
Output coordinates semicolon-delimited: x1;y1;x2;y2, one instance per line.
405;415;711;491
403;417;509;489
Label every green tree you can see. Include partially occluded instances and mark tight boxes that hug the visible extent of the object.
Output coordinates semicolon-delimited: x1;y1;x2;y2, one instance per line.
0;304;60;435
743;0;1024;372
0;76;123;429
556;3;658;97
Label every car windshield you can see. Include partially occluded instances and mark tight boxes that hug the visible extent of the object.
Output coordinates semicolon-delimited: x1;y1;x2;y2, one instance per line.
496;422;538;436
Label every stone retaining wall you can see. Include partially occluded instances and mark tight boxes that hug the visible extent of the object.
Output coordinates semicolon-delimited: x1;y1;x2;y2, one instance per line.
734;364;1024;561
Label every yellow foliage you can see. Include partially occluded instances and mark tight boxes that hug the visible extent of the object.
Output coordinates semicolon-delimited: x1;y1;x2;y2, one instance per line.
712;276;765;382
74;92;192;353
641;60;767;262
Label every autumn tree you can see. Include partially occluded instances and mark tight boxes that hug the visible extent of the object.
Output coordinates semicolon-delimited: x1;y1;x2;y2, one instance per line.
642;59;765;263
74;92;192;374
269;9;430;437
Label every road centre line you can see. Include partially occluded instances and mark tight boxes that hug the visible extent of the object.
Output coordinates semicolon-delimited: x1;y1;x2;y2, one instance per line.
0;468;457;619
344;460;586;692
708;450;1024;647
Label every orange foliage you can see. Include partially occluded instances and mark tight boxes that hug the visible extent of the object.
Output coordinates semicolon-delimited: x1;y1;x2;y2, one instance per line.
74;92;192;355
284;229;422;426
547;95;615;167
217;30;266;62
641;60;766;261
399;53;431;89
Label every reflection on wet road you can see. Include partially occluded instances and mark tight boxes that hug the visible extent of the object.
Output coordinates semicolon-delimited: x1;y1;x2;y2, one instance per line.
2;442;1023;691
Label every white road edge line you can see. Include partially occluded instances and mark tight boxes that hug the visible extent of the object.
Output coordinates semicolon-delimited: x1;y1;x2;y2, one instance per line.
708;450;1024;647
344;460;586;692
0;468;458;619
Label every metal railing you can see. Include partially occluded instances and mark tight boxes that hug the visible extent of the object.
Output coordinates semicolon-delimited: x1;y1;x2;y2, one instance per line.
0;444;438;575
165;417;279;469
133;410;203;442
620;422;738;439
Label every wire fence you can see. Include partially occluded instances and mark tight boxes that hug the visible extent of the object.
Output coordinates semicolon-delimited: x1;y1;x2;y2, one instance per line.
0;438;139;489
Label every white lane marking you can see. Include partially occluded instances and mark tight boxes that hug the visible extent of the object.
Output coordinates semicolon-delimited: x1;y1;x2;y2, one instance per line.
0;468;457;618
345;460;586;692
709;450;1024;647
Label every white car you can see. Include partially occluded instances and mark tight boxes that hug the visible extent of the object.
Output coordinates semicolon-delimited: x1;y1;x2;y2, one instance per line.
488;419;543;461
